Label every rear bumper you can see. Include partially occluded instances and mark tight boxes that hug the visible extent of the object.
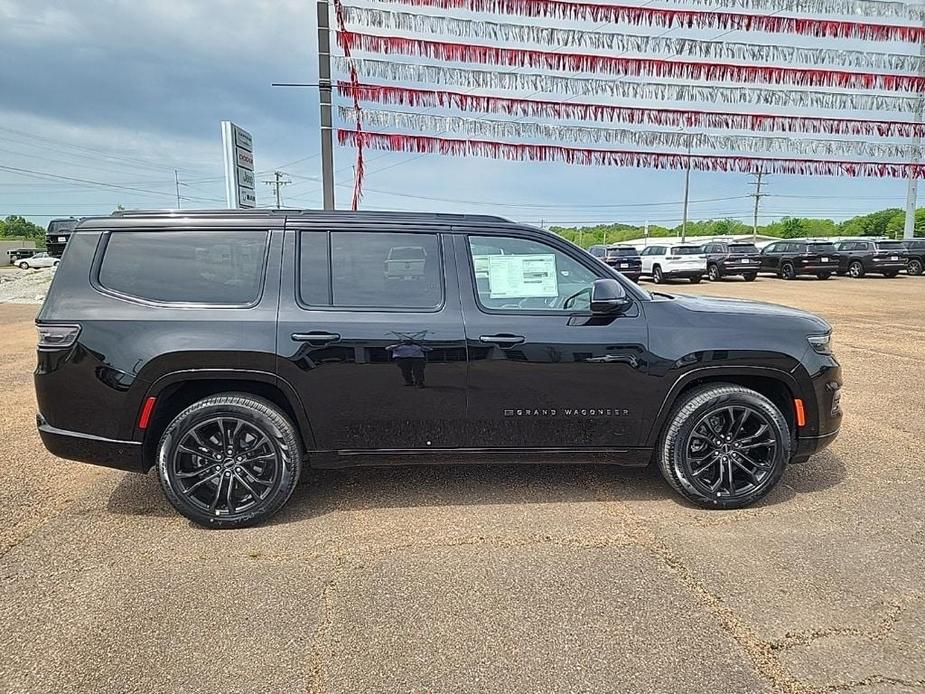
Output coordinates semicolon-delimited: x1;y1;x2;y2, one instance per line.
37;413;147;473
720;262;759;273
664;269;703;278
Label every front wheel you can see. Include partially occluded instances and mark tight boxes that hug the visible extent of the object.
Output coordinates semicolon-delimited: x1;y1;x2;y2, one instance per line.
908;258;923;276
18;262;28;269
157;393;302;529
657;384;791;509
652;265;664;284
882;270;899;278
707;264;721;281
817;272;832;280
780;262;796;280
848;260;865;278
689;275;702;284
743;272;757;282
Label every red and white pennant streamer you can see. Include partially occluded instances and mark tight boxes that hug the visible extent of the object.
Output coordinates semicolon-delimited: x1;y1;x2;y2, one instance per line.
338;32;925;92
369;0;925;43
338;129;925;179
659;0;925;23
338;82;925;139
337;58;923;113
341;5;924;73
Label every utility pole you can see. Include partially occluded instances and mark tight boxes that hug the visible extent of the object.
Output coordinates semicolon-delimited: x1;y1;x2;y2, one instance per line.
174;170;181;209
680;135;692;242
317;0;335;210
749;170;767;243
263;171;292;209
904;35;925;239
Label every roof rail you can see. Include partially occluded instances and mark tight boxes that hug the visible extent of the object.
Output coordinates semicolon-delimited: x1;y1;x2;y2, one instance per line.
110;208;513;224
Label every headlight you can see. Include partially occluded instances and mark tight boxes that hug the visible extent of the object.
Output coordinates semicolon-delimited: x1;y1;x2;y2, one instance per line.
807;333;832;355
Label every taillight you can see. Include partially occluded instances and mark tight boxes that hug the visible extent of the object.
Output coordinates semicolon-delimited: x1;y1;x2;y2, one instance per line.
36;324;81;349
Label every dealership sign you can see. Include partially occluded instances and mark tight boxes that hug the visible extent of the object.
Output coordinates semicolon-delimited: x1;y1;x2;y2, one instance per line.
221;121;256;209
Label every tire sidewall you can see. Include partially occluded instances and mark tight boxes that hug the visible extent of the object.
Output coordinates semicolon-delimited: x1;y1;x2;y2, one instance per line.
157;396;301;528
781;263;795;279
659;386;791;509
909;259;923;275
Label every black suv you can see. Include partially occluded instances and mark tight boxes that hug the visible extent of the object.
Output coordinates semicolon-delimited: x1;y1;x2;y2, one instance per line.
45;218;80;258
759;240;840;280
900;238;925;276
35;210;842;527
700;241;761;281
834;239;907;278
601;244;642;282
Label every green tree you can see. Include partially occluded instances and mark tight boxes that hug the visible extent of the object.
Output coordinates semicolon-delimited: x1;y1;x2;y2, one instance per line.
0;215;45;240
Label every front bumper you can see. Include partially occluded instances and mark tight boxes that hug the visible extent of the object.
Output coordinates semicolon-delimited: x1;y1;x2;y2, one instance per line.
792;429;840;463
664;269;704;278
37;413;147;473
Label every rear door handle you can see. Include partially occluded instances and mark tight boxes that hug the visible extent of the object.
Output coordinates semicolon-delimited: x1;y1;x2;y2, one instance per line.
291;332;341;345
479;334;525;347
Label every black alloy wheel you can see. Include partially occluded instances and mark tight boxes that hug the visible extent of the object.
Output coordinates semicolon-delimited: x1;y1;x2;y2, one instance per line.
652;265;664;284
780;262;796;280
908;258;923;276
658;384;790;509
817;272;832;280
848;260;865;278
743;273;758;282
708;264;721;281
882;270;899;278
158;394;302;528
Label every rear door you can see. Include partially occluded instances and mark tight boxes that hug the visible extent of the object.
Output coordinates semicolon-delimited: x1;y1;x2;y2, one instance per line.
760;242;781;272
277;224;468;451
455;230;650;449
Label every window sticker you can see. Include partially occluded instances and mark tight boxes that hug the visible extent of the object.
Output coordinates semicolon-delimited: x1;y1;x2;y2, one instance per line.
487;254;558;299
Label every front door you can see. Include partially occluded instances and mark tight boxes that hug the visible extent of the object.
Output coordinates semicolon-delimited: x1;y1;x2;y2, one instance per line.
455;232;650;449
277;226;468;451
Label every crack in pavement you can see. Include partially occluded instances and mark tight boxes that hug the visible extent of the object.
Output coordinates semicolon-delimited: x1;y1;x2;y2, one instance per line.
768;601;905;652
818;675;925;692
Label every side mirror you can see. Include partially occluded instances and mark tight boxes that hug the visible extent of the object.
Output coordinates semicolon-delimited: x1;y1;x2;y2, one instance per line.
590;278;632;314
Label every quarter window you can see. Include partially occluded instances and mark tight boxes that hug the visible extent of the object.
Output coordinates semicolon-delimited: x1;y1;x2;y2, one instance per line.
299;231;443;309
468;235;598;312
98;231;268;305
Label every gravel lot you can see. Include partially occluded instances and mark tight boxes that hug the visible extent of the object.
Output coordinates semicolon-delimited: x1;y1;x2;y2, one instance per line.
1;277;922;693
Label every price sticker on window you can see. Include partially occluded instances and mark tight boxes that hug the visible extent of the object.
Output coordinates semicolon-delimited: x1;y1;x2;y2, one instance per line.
487;254;558;299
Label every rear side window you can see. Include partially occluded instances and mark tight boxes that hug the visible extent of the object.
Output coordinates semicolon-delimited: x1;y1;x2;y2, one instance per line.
729;244;758;253
876;241;903;250
672;246;701;255
299;231;443;310
808;243;836;253
98;231;268;305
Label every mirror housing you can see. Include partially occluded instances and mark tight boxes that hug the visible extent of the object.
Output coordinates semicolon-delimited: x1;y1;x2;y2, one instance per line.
590;278;632;314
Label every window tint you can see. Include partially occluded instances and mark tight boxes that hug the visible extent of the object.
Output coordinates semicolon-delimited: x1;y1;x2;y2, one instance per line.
99;231;267;305
808;243;836;253
876;241;903;250
729;243;759;253
469;235;598;312
672;246;702;255
299;231;442;309
606;246;637;257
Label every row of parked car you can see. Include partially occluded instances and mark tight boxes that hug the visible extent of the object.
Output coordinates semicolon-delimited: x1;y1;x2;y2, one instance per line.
587;238;925;283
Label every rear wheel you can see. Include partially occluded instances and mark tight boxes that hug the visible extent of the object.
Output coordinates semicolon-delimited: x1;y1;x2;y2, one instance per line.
848;260;865;278
882;270;899;278
817;272;832;280
18;261;28;269
652;265;664;284
157;393;302;529
657;384;791;509
689;275;702;284
780;262;796;280
908;258;923;276
743;272;757;282
707;264;721;281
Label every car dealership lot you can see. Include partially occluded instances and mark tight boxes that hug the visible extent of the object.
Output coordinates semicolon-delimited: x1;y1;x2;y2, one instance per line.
1;277;923;694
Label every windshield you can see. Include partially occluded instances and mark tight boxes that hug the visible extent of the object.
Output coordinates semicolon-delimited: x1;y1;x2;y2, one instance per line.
729;244;759;254
806;243;837;253
605;247;637;257
671;246;702;255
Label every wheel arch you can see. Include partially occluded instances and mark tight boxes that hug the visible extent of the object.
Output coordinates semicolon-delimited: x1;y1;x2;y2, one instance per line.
139;370;315;470
645;367;802;448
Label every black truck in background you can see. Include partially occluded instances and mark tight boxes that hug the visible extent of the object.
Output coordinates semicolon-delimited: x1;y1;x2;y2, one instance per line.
45;218;81;258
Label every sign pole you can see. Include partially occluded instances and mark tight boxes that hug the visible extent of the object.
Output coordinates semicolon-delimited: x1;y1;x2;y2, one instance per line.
904;31;925;239
317;0;336;210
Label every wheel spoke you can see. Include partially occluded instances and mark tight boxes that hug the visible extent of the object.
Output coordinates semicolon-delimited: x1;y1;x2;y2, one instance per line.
178;443;213;459
176;465;216;479
739;438;775;451
691;452;719;476
183;471;220;494
188;429;220;456
209;475;225;512
241;468;274;487
234;472;263;501
225;474;236;514
738;450;774;471
738;424;769;444
731;457;761;485
730;408;750;438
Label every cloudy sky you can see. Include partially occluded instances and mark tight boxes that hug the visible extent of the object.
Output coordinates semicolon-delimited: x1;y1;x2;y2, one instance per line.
0;0;921;230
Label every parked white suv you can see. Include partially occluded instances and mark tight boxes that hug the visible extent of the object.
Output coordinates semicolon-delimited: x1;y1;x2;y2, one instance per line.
639;243;706;284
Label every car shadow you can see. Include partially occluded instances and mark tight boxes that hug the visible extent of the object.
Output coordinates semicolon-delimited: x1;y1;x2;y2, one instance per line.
106;450;848;526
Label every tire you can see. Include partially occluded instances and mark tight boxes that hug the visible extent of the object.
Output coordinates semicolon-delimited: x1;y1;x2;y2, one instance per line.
657;384;791;509
882;270;899;278
816;272;832;280
848;260;865;278
908;258;923;276
157;393;302;529
707;264;721;281
780;262;796;280
652;265;664;284
18;262;28;269
743;273;757;282
689;275;702;284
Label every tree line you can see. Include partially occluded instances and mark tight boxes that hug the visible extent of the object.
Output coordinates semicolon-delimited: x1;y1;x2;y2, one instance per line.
0;216;47;244
550;207;925;248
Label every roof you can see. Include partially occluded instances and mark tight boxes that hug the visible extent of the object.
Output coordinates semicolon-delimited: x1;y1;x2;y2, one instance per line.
75;208;522;232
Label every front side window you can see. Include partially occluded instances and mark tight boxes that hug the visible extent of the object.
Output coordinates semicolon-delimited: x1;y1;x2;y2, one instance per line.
98;230;267;305
469;235;598;312
299;231;442;310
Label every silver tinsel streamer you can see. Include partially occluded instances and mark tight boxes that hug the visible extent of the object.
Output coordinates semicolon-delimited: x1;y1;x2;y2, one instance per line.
342;106;924;159
342;6;924;73
337;58;922;113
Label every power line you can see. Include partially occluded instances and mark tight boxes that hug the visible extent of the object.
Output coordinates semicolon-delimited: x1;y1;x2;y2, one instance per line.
263;171;292;209
748;170;768;242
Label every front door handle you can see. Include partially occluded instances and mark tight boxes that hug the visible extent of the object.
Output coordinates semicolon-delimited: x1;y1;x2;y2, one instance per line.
291;331;341;345
479;334;525;347
584;354;639;368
